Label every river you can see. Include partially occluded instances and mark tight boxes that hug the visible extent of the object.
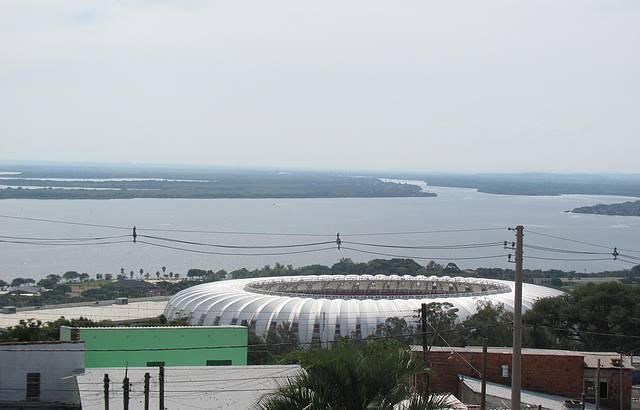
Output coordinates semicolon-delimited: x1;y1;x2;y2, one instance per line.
1;186;639;280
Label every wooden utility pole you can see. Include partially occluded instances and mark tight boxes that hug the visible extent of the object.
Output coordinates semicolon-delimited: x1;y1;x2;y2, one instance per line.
481;338;487;410
620;352;624;410
596;359;601;410
421;303;430;392
144;372;150;410
103;373;110;410
122;373;130;410
511;225;524;410
159;366;165;410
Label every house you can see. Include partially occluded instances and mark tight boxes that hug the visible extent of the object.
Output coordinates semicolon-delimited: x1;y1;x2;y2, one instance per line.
0;341;85;409
412;346;633;410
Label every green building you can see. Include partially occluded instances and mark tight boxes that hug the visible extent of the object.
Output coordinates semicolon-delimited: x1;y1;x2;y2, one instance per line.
60;326;247;368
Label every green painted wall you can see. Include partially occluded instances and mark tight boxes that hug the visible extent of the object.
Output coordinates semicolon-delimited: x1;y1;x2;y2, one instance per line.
60;326;247;368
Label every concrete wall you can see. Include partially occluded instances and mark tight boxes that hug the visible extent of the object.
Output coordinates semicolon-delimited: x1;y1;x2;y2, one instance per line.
61;326;247;367
0;341;84;406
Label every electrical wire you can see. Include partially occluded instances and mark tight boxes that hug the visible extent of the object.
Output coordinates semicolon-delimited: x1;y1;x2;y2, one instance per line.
342;240;504;250
0;239;132;246
0;214;129;230
137;234;335;249
523;244;611;256
527;229;640;254
341;245;509;261
0;234;130;241
137;240;337;257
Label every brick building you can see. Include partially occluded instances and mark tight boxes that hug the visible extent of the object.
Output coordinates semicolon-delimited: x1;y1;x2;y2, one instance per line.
413;346;633;410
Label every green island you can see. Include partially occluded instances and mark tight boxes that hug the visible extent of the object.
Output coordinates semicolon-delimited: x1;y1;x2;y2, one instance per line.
0;164;435;199
571;200;640;216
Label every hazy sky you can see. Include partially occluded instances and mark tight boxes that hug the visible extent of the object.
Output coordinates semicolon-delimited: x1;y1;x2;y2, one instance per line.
1;1;639;173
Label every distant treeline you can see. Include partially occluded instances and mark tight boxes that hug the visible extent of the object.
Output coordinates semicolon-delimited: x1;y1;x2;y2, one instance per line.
407;173;640;197
571;200;640;217
0;166;435;199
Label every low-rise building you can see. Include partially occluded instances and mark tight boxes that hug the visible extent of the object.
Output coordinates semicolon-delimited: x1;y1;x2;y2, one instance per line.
60;325;247;367
412;346;633;410
0;341;85;409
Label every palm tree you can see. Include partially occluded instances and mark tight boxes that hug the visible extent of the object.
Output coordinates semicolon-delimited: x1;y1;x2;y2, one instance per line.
139;268;144;279
256;342;448;410
162;266;166;275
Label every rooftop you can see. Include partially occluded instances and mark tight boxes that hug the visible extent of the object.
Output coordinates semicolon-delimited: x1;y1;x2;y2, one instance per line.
411;346;633;368
0;299;168;328
77;365;301;410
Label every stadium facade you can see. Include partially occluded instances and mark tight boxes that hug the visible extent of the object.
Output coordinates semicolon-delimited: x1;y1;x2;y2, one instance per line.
164;275;562;344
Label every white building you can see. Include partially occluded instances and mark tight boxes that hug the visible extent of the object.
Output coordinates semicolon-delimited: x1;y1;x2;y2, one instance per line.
164;274;562;344
0;341;85;408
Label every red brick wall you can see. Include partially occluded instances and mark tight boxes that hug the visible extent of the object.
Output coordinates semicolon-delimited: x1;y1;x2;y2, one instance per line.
419;350;584;399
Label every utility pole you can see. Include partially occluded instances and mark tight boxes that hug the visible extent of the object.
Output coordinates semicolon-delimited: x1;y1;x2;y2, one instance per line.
511;225;524;410
481;338;487;410
144;372;150;410
421;303;430;393
159;366;165;410
596;359;601;410
103;373;110;410
620;352;624;410
123;370;130;410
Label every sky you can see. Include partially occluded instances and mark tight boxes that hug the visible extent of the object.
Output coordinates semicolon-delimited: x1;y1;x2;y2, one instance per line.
1;1;639;173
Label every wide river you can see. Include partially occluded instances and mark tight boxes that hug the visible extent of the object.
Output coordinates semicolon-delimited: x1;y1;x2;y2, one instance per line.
1;186;639;281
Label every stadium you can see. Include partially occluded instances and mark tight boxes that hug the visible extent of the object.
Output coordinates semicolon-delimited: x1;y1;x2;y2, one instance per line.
164;275;563;344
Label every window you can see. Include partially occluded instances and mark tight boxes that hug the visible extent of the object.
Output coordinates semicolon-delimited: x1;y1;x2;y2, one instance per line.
584;379;608;399
26;373;40;400
146;361;165;367
501;365;509;378
206;360;232;366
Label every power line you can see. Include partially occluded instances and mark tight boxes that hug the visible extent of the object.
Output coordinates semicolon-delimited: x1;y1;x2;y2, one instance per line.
341;246;509;261
0;234;130;241
138;234;335;249
527;229;640;254
0;214;129;230
137;240;337;257
342;240;504;250
0;239;131;246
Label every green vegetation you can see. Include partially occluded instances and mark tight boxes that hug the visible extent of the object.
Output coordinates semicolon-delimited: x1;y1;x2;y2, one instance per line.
414;172;640;197
0;315;189;343
0;165;434;199
256;341;447;410
571;200;640;216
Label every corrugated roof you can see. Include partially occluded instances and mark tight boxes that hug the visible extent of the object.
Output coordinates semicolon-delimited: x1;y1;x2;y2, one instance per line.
77;365;302;410
459;375;596;410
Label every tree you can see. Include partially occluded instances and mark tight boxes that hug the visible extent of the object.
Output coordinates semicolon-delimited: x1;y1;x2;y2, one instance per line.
0;279;7;288
139;268;144;279
62;271;80;282
454;301;514;347
156;271;160;279
443;262;461;274
11;277;35;287
79;273;90;282
162;266;166;275
120;268;125;276
37;277;59;289
46;274;62;284
256;341;447;410
420;302;458;348
523;282;640;351
96;273;103;280
187;269;208;279
129;270;134;280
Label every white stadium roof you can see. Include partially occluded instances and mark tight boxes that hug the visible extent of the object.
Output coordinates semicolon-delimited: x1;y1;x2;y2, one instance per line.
164;275;562;344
